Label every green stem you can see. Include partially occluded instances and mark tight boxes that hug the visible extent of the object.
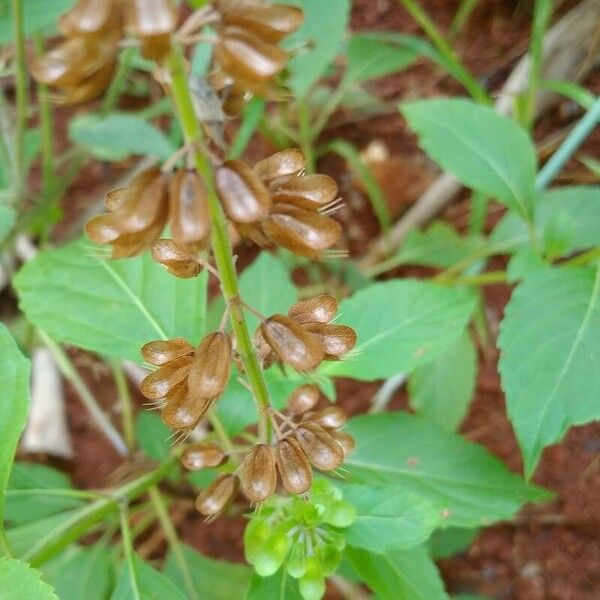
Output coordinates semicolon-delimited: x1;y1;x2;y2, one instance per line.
166;46;272;442
468;190;488;236
119;505;143;600
436;270;507;286
39;331;128;456
208;410;234;452
397;0;490;104
11;0;27;202
535;97;600;190
298;101;316;172
561;247;600;268
101;46;135;116
111;360;136;452
149;487;197;600
449;0;480;41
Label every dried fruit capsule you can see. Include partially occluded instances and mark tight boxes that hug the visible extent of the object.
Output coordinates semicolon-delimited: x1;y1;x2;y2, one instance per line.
141;338;194;366
294;423;344;471
261;314;324;371
330;430;355;456
288;295;338;325
303;323;357;359
140;356;193;400
306;406;347;430
214;26;288;83
287;384;320;415
240;444;277;502
270;174;338;210
262;203;342;259
254;149;305;184
188;332;232;399
215;160;271;223
161;394;213;430
59;58;117;104
220;4;304;43
124;0;176;37
181;442;226;470
169;169;210;244
275;437;312;494
59;0;119;37
195;473;239;517
151;239;203;279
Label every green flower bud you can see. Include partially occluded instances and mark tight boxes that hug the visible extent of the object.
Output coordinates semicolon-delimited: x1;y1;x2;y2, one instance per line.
286;541;308;578
243;518;271;565
323;500;356;528
315;543;341;577
298;556;325;600
253;531;290;577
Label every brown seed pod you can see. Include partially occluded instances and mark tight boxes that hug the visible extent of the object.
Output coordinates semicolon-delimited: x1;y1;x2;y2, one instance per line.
270;174;338;211
275;437;312;494
220;4;304;43
305;406;348;430
151;239;204;279
294;423;344;471
303;323;357;359
262;203;342;259
261;314;324;371
188;332;232;399
141;338;195;366
286;384;320;415
288;295;338;325
59;0;120;37
195;474;239;517
181;442;227;470
58;57;117;104
215;160;271;224
124;0;176;37
214;26;288;83
169;169;210;244
330;430;356;456
254;149;305;184
161;393;213;431
240;444;277;502
108;209;168;258
140;356;193;400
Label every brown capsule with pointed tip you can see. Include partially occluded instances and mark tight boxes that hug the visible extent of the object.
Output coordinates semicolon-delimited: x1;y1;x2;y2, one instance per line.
214;26;288;83
275;437;312;494
287;384;320;415
151;239;204;279
161;394;213;431
181;442;227;470
195;473;239;517
240;444;277;503
108;207;168;258
140;355;193;400
254;149;305;184
220;4;304;43
303;323;357;359
271;174;338;211
188;332;232;399
330;430;355;456
262;203;342;259
215;160;271;224
294;423;344;471
141;338;195;366
125;0;176;37
261;314;323;372
169;169;210;244
306;406;348;430
288;295;338;325
59;0;120;37
58;57;117;104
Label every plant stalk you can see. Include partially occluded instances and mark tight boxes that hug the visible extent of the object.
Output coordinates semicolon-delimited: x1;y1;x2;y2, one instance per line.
111;360;136;452
166;46;272;442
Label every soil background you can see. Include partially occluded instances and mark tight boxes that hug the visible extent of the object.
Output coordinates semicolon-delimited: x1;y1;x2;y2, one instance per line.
8;1;600;599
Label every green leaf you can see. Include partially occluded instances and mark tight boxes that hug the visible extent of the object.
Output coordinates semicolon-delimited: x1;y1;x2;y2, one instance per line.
14;240;209;363
111;553;186;600
408;331;477;431
0;0;73;43
344;33;418;84
344;545;449;600
43;544;114;600
165;544;251;600
239;252;297;332
320;279;476;380
490;186;600;256
135;412;172;461
284;0;350;98
69;113;176;161
498;265;600;477
342;484;442;552
0;204;16;244
428;527;479;560
0;558;58;600
344;412;551;527
506;247;548;282
6;463;82;526
0;325;30;544
401;99;536;218
244;570;302;600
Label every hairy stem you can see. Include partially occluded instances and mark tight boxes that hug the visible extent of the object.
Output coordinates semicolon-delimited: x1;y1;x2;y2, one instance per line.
166;46;272;442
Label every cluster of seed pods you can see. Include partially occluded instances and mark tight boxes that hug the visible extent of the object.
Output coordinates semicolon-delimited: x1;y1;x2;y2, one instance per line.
30;0;176;103
181;383;354;518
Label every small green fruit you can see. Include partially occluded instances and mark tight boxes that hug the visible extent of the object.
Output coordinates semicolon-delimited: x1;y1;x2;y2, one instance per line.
286;541;308;578
299;557;325;600
253;531;290;577
243;518;271;565
315;543;340;576
323;500;356;528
